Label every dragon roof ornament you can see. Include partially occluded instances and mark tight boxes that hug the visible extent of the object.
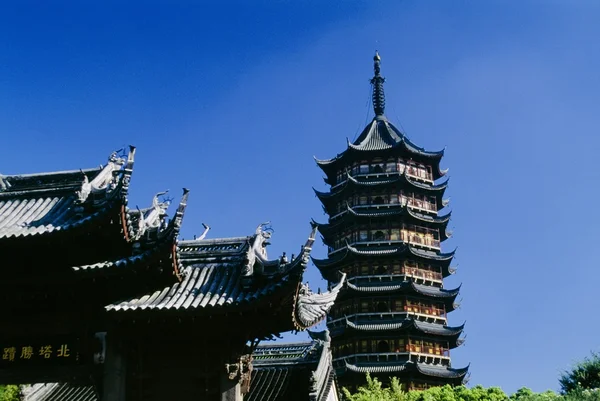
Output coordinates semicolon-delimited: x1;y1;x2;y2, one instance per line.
130;191;171;242
0;174;10;192
293;273;346;330
76;148;133;204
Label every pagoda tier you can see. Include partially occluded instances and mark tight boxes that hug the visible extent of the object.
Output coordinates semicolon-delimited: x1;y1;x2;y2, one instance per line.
313;243;456;282
311;53;468;391
313;205;452;248
315;172;449;218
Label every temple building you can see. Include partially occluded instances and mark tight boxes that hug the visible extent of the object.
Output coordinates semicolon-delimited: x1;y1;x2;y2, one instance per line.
0;147;343;401
312;53;469;390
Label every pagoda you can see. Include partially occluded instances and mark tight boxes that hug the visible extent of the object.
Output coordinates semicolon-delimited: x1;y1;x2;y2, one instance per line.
312;53;469;391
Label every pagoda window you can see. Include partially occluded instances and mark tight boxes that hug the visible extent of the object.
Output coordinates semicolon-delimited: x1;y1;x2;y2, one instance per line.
372;164;384;174
376;264;388;275
376;301;388;313
359;230;368;241
392;299;404;312
377;340;390;353
390;228;400;241
359;163;369;174
359;195;368;205
351;163;360;175
373;195;385;205
372;230;386;241
392;263;402;274
389;193;399;204
359;340;369;353
386;158;397;172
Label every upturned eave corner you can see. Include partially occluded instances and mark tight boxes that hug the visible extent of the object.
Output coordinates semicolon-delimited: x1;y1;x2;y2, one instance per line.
292;272;346;331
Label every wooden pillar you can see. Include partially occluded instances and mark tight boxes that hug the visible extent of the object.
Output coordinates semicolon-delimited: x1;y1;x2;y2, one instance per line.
102;333;127;401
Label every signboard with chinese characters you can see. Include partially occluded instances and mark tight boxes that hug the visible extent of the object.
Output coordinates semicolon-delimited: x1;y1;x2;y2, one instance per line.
0;338;80;367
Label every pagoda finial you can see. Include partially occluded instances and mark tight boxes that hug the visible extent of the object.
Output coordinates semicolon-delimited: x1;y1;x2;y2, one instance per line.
371;51;386;117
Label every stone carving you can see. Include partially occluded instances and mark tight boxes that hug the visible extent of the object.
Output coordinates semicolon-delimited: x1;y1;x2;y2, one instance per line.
225;354;253;394
242;222;272;277
131;191;170;241
76;150;127;204
0;174;11;191
294;273;346;329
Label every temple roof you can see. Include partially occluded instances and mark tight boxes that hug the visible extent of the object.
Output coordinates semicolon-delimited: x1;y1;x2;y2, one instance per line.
105;224;344;330
23;333;337;401
0;147;135;239
71;189;189;275
248;332;336;401
21;383;98;401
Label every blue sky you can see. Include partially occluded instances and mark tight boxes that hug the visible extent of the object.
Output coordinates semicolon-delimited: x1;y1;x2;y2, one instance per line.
2;0;600;394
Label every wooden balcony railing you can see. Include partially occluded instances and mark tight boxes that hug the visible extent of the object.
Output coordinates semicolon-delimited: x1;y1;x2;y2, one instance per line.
401;267;443;282
401;232;440;249
402;196;437;213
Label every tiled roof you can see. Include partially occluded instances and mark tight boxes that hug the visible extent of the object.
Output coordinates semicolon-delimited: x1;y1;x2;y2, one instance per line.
345;280;460;298
0;148;135;239
312;244;455;277
315;172;448;203
22;383;98;401
342;359;468;380
315;119;445;170
247;333;336;401
105;224;342;326
315;205;451;236
341;318;464;336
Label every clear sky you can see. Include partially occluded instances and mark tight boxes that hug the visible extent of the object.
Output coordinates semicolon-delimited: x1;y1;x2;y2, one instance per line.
2;0;599;394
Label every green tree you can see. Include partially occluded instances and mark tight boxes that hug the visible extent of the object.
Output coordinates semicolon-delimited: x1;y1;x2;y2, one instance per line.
560;351;600;394
0;385;21;401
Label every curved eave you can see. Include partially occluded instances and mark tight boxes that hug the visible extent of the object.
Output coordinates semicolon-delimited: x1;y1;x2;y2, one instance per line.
345;280;460;297
339;318;464;337
315;173;449;215
73;189;189;276
71;239;171;273
293;273;346;330
415;363;470;380
0;147;136;240
348;119;445;158
316;206;450;242
312;244;456;278
342;360;468;381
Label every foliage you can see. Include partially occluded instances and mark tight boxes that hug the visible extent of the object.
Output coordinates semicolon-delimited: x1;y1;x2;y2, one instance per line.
341;375;600;401
0;385;21;401
560;352;600;395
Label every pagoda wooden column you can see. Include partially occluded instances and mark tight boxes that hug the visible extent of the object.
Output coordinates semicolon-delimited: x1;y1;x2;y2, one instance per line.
102;333;127;401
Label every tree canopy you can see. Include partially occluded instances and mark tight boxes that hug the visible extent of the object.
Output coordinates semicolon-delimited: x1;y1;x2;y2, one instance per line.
560;352;600;395
342;373;600;401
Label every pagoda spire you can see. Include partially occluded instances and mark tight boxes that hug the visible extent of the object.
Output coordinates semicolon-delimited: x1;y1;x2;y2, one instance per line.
371;51;386;118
